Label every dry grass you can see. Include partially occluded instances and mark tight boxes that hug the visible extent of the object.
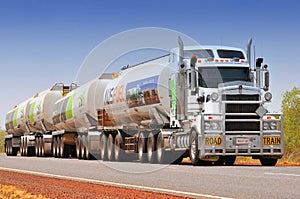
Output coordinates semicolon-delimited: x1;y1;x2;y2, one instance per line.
0;185;48;199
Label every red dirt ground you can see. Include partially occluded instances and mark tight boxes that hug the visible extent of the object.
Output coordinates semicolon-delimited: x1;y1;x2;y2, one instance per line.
0;170;191;199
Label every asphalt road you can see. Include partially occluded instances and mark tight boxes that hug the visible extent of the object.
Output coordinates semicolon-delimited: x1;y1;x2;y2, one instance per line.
0;154;299;199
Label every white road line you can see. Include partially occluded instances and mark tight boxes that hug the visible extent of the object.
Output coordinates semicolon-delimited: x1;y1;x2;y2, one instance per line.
265;172;300;177
0;167;232;199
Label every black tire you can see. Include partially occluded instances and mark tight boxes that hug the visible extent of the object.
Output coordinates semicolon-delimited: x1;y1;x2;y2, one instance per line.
156;132;165;164
5;140;10;156
147;132;156;164
138;132;147;163
114;133;125;162
107;134;115;161
260;157;278;166
190;130;200;166
76;136;81;159
12;147;18;156
100;134;108;161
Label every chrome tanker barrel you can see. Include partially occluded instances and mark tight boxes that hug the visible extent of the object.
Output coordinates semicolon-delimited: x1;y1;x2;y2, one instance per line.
5;98;33;136
53;74;112;132
104;63;175;128
26;83;77;133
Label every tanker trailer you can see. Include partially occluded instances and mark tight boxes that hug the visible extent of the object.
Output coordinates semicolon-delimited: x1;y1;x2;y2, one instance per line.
52;74;112;159
97;56;182;163
5;99;33;156
19;83;77;157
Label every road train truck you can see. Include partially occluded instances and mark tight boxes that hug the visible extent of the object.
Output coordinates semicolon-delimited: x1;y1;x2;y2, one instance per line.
4;37;283;166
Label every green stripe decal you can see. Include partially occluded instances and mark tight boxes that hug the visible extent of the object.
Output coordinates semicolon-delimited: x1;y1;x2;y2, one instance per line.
29;102;35;123
13;108;18;127
66;94;74;120
170;79;176;116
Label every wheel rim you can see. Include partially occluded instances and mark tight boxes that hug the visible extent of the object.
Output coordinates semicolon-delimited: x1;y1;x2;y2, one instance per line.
147;134;154;163
85;136;90;160
114;135;120;161
60;137;64;158
156;134;163;163
24;140;28;156
191;138;197;160
52;138;56;157
76;137;81;159
57;137;61;158
138;133;145;162
100;135;107;160
107;134;114;161
40;138;45;157
35;138;39;157
80;136;85;159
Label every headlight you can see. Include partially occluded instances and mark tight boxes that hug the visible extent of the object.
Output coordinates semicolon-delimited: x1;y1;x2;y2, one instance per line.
263;121;278;130
265;92;272;101
204;122;211;130
204;121;221;131
263;122;269;130
270;122;277;130
211;92;219;101
211;122;219;130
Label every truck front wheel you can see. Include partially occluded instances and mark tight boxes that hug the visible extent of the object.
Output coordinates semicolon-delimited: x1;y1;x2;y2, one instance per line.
190;130;199;166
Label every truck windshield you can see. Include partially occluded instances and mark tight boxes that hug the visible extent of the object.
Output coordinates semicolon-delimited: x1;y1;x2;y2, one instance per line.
198;67;250;88
184;50;214;59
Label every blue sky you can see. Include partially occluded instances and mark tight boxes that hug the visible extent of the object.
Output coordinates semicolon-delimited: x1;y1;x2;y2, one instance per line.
0;0;299;128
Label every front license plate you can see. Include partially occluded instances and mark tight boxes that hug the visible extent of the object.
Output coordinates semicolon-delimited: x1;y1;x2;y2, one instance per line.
263;136;281;145
235;138;250;145
205;136;222;146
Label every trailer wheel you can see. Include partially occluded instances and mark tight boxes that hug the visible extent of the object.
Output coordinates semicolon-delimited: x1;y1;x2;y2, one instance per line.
53;137;58;158
156;132;165;164
107;134;115;161
114;133;124;162
190;130;200;166
100;134;108;161
59;136;68;158
138;132;147;163
40;137;45;157
20;138;23;156
147;132;156;164
79;135;86;160
35;137;40;157
82;135;91;160
76;136;81;159
260;157;278;166
24;139;28;156
5;140;10;156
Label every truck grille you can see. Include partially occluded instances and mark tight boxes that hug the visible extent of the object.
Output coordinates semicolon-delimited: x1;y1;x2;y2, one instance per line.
222;94;260;101
224;94;260;132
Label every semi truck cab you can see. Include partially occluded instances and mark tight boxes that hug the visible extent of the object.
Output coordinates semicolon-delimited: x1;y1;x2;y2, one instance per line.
168;38;283;166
